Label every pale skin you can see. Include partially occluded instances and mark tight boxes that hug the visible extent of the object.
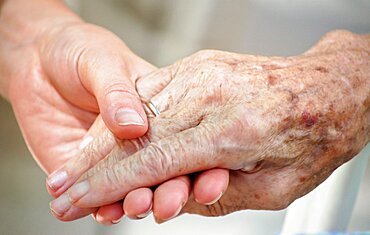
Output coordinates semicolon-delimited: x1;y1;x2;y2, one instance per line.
47;31;370;222
0;0;224;225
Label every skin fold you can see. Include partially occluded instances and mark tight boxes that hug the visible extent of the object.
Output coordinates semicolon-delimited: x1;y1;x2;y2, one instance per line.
49;30;370;221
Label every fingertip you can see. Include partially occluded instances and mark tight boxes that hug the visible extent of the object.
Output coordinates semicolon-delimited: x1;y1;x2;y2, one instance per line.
95;202;124;226
100;92;149;139
193;169;229;205
153;176;190;221
123;188;153;219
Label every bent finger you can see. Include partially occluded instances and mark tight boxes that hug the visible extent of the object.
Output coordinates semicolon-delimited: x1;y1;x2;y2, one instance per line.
123;188;153;219
193;168;229;205
153;176;191;223
57;123;219;209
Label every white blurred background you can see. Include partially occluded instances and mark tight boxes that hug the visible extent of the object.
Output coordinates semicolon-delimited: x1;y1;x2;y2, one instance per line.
1;0;369;234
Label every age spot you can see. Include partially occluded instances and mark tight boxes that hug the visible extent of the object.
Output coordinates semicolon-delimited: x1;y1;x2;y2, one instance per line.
301;111;319;128
299;177;306;183
315;66;329;73
267;74;278;86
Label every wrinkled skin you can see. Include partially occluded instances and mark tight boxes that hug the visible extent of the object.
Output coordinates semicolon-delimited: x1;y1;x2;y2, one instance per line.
50;30;369;221
46;71;229;222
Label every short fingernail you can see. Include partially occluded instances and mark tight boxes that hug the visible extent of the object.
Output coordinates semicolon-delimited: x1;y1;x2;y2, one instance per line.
47;171;68;191
115;108;145;126
137;202;153;219
50;194;71;216
163;201;184;221
79;135;94;150
69;180;90;202
204;191;223;205
95;214;114;226
111;218;122;224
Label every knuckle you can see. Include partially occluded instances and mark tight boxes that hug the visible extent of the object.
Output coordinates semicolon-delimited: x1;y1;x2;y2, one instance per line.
321;30;354;41
137;142;175;181
103;166;124;191
193;49;221;60
77;146;96;171
77;137;108;172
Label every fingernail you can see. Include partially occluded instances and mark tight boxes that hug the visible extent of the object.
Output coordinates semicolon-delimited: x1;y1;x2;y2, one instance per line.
95;214;114;226
137;202;153;218
111;218;122;224
163;202;184;221
69;180;90;202
79;135;93;150
115;108;145;126
47;171;68;191
50;194;71;216
204;191;223;205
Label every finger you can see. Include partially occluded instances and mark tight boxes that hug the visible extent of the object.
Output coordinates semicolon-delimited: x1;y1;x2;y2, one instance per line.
135;65;173;102
94;202;124;225
53;123;220;210
79;48;154;140
77;115;106;150
153;176;191;223
46;123;116;197
123;188;153;219
50;194;97;221
193;169;229;205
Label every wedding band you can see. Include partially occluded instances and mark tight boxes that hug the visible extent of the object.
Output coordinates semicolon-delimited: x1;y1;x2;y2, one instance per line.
143;100;161;117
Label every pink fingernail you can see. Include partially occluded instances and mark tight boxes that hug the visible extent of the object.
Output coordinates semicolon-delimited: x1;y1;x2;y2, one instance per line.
111;218;122;224
163;201;184;221
69;180;90;202
50;194;71;216
115;108;145;126
137;202;153;218
204;191;223;205
47;171;68;191
96;214;114;226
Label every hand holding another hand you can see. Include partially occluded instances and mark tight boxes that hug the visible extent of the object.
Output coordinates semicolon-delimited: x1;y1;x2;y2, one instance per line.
49;31;369;223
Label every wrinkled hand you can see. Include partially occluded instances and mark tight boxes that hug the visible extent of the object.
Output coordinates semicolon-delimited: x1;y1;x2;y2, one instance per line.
50;30;369;221
46;70;230;223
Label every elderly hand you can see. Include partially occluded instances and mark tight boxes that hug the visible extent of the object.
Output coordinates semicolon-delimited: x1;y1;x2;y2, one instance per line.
46;72;230;223
49;30;369;222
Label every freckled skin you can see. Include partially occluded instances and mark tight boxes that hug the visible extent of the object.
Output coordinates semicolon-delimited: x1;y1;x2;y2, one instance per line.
62;30;369;219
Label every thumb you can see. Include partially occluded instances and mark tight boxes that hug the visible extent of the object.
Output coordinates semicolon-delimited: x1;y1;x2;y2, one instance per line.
55;123;219;209
79;49;156;139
